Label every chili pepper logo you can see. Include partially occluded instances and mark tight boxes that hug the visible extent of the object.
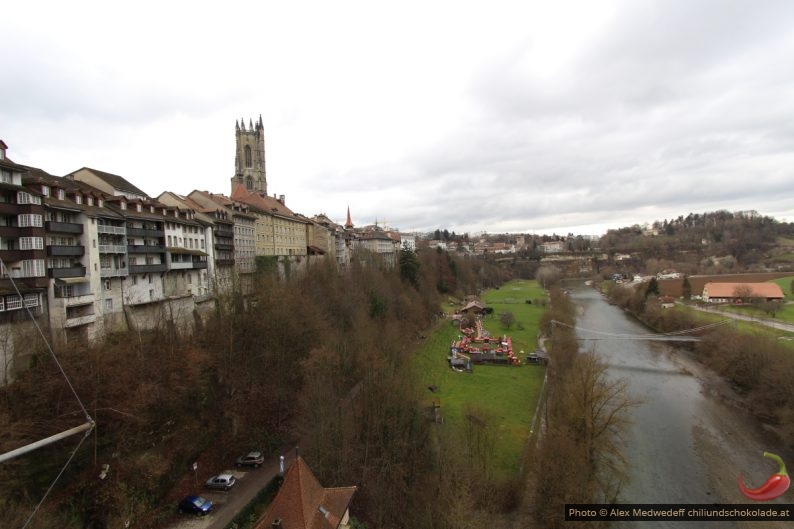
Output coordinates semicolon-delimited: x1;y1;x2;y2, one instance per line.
738;452;790;501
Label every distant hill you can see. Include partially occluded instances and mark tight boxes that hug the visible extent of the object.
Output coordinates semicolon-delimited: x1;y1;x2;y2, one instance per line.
600;210;794;271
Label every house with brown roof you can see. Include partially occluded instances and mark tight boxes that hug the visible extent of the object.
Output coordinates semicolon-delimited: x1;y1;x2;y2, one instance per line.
254;457;356;529
230;182;309;261
702;282;784;304
461;300;486;314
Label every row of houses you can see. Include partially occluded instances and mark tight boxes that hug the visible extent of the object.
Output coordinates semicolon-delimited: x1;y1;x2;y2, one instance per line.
0;121;412;384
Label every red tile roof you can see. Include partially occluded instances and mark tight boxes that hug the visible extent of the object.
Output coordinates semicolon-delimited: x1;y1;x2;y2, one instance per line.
254;457;356;529
230;182;301;219
703;282;784;299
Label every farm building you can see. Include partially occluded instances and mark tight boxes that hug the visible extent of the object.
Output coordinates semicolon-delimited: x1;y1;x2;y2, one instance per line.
460;300;486;315
702;282;784;304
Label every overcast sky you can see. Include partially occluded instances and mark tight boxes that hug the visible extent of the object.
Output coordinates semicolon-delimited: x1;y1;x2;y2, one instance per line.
2;0;793;235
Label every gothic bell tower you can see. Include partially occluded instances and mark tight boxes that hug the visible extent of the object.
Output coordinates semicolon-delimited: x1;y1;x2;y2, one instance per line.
232;115;267;195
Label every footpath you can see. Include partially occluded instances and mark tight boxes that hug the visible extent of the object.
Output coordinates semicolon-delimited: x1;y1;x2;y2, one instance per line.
684;302;794;333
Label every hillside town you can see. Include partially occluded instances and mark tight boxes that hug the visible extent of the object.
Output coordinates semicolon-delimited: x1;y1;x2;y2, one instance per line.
0;118;424;380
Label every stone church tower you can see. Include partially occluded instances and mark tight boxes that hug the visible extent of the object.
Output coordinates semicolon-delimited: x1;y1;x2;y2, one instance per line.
232;116;267;195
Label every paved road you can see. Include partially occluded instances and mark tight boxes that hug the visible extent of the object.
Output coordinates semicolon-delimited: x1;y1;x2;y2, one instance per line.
684;303;794;333
167;451;297;529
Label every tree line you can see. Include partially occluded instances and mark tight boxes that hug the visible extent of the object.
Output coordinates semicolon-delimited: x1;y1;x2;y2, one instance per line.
527;288;635;529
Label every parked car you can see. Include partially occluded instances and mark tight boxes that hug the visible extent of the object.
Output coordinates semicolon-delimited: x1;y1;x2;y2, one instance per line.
178;495;213;515
235;451;264;468
205;473;237;491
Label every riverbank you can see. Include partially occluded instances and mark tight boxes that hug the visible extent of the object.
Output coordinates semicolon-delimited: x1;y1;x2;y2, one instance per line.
670;349;794;529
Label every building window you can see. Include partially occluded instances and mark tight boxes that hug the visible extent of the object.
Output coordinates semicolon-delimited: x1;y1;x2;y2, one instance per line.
57;189;65;200
41;185;50;197
105;299;113;311
18;214;43;227
104;279;111;290
21;260;46;277
132;276;137;285
17;192;42;205
0;169;10;183
5;295;22;310
24;293;39;308
19;237;44;250
244;145;252;168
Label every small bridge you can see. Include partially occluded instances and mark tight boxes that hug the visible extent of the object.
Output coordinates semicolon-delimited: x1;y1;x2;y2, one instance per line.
550;319;732;342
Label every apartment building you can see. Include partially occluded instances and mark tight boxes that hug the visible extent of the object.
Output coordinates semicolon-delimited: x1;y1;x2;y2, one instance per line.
158;191;228;296
188;190;256;292
230;183;308;259
161;206;210;299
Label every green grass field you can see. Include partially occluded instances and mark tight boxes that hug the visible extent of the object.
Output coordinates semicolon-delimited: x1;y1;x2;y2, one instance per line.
413;279;547;480
675;305;794;347
720;302;794;324
770;276;794;302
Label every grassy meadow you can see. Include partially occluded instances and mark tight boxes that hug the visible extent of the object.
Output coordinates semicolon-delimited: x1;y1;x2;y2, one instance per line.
770;275;794;302
413;279;547;480
674;304;794;347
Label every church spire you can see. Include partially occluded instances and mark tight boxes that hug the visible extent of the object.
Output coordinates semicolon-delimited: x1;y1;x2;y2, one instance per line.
345;206;353;229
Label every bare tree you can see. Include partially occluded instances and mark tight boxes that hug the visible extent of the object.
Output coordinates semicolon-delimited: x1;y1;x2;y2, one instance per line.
499;311;516;329
732;284;754;304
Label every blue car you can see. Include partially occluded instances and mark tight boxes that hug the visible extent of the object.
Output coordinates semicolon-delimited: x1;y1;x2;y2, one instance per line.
178;495;213;515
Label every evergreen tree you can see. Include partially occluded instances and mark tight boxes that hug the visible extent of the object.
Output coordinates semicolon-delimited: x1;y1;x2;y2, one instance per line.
682;276;692;300
645;277;660;298
399;247;420;288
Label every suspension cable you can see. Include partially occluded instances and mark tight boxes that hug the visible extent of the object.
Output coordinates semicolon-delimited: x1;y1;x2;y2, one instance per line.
551;318;731;340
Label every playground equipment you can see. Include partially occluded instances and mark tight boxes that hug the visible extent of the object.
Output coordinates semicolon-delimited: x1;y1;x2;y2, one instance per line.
449;332;519;368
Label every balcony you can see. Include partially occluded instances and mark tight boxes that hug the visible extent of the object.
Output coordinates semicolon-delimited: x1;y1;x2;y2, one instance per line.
129;263;167;274
97;224;126;235
46;221;83;234
98;244;127;254
64;314;97;328
215;242;234;251
126;227;163;237
49;266;86;279
192;260;208;269
47;245;85;257
128;244;165;254
100;266;127;278
215;227;234;238
169;261;193;270
215;258;235;266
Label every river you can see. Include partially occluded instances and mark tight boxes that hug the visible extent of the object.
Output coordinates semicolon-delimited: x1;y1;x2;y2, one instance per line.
569;284;792;529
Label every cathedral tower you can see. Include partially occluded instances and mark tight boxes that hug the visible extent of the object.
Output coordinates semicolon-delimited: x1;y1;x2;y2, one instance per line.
232;115;267;195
